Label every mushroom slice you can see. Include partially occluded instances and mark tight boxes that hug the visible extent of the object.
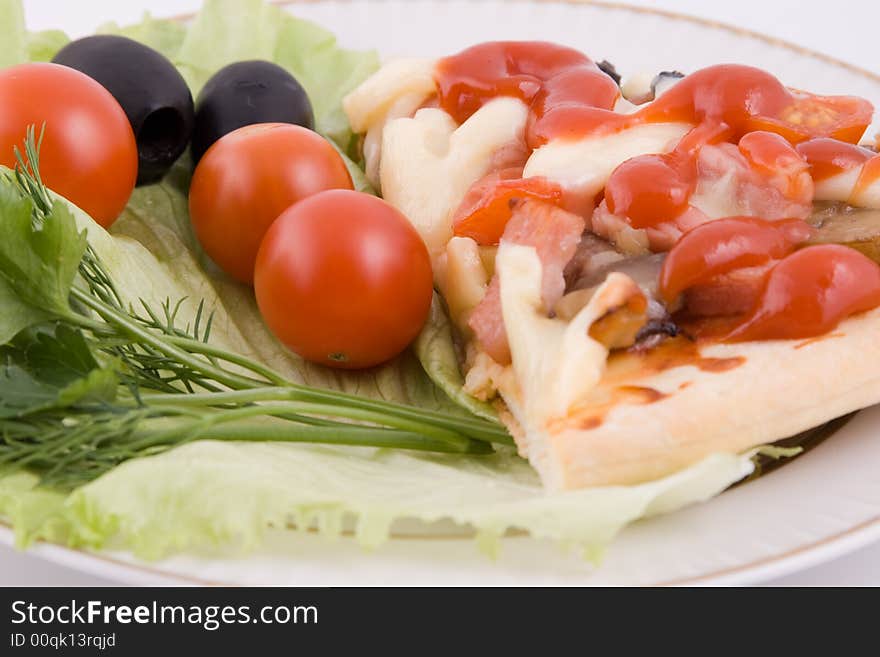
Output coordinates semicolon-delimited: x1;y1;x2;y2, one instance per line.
586;283;649;350
808;203;880;263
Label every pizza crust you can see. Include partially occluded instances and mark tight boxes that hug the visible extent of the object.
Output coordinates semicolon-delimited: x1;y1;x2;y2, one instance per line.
541;322;880;489
493;241;880;490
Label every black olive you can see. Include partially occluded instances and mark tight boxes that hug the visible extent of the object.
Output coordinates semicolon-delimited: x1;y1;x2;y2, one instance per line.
53;35;195;186
191;60;314;165
597;60;621;86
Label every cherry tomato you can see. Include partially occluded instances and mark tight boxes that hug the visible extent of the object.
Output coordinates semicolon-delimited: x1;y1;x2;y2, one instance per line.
747;93;874;145
188;123;353;283
0;63;137;228
254;190;433;369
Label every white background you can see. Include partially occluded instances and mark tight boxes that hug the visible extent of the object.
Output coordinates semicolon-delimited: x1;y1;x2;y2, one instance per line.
1;0;878;586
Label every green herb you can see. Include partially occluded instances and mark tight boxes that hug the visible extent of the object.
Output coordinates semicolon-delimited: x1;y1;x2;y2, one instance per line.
0;129;510;490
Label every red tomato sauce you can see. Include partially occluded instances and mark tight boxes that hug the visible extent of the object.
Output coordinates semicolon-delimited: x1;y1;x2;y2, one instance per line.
604;154;692;228
727;245;880;341
604;122;732;228
659;217;813;303
661;220;880;340
435;45;871;145
432;41;880;340
434;41;621;149
797;138;875;182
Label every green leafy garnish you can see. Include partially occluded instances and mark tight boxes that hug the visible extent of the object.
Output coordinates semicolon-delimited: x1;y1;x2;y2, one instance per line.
414;296;499;421
0;131;508;489
0;0;69;65
97;12;186;60
0;188;86;320
25;29;69;62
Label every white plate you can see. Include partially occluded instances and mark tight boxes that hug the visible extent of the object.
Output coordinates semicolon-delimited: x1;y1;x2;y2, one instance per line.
4;0;880;586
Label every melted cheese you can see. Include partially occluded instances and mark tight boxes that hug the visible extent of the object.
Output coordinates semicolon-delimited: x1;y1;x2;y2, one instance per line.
854;181;880;209
689;168;742;218
621;71;655;104
814;168;880;208
497;244;613;423
436;236;489;333
523;122;691;199
498;244;654;488
813;168;861;203
343;58;437;133
380;97;529;259
362;93;427;189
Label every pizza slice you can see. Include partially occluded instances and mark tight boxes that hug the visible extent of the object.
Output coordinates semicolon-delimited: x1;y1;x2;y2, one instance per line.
343;41;880;490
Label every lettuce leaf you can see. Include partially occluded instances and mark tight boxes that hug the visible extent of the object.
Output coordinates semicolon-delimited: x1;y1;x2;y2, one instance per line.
26;29;69;62
0;0;27;67
329;140;378;195
0;473;70;546
0;0;69;66
97;13;186;60
3;442;754;561
414;296;499;422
